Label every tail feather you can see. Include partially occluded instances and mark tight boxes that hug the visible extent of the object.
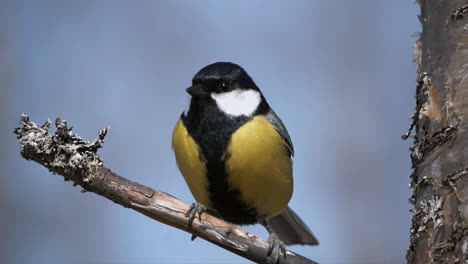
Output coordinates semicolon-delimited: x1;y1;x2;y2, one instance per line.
267;206;319;246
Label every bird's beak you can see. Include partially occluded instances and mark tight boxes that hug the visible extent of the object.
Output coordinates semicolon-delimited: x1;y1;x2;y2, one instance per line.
186;84;208;97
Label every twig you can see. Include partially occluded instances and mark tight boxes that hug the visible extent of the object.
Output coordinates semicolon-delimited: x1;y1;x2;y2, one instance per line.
13;114;318;264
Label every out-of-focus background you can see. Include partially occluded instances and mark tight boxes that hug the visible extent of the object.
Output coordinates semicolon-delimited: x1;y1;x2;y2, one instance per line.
1;1;420;263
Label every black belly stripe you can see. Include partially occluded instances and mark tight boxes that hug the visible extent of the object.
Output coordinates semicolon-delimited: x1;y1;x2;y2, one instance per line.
182;97;270;225
182;113;258;225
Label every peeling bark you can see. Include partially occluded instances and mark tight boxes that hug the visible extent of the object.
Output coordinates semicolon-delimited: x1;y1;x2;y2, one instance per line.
13;114;317;264
405;1;468;263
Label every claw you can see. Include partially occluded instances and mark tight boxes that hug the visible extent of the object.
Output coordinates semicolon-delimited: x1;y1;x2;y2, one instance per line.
185;202;206;228
267;232;287;263
261;220;287;263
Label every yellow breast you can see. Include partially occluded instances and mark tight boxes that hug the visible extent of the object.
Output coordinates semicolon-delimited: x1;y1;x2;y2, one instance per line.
225;115;293;218
172;119;211;209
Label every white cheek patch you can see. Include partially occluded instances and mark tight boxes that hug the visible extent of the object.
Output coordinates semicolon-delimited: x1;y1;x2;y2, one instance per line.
211;89;261;117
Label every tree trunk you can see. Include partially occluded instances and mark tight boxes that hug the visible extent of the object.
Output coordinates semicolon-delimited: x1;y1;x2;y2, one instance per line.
405;1;468;263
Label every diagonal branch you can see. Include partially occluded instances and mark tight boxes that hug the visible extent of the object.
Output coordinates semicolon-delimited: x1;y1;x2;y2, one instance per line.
13;114;318;264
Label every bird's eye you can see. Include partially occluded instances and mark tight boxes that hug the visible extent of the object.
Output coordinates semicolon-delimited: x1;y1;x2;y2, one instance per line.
218;82;228;91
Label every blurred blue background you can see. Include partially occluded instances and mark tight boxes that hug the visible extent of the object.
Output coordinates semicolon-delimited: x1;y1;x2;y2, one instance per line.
1;1;420;263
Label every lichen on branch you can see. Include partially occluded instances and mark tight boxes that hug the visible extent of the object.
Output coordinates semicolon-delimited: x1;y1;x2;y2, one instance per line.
14;113;108;187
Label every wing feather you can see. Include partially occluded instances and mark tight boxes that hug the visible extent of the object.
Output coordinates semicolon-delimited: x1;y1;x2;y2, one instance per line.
264;110;294;157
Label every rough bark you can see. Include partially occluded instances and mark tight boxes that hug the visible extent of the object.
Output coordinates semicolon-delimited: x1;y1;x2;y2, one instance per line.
13;114;317;264
404;1;468;263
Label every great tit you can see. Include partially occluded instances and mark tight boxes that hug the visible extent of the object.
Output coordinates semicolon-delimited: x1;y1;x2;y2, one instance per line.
172;62;318;259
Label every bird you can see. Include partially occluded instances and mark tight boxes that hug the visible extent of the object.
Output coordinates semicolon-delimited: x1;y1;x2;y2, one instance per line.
172;62;318;261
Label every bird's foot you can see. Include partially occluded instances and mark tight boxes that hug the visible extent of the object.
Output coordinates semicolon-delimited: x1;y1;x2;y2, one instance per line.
266;232;287;263
185;202;206;228
261;220;287;263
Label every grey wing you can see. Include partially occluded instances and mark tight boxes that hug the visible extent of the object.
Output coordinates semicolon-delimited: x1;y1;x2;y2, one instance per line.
265;109;294;157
